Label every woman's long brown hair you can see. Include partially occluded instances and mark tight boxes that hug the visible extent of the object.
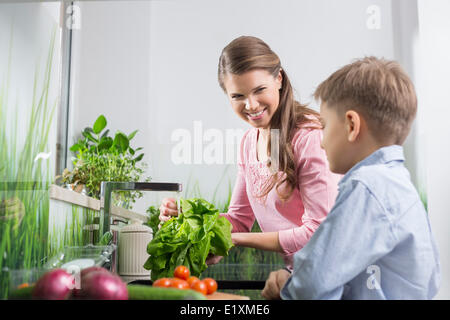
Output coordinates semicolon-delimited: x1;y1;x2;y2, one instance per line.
218;36;320;202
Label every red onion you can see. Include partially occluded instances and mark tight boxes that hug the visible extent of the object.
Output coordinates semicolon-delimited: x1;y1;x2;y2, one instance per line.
80;266;110;278
76;271;128;300
32;269;74;300
71;266;110;298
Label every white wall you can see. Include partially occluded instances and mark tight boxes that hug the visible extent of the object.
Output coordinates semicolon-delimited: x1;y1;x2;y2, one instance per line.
391;0;424;192
69;0;396;213
416;0;450;300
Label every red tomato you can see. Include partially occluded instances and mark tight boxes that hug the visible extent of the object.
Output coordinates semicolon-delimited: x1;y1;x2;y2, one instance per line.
187;276;200;287
191;280;208;295
170;278;190;290
174;265;190;280
202;278;218;295
153;278;172;288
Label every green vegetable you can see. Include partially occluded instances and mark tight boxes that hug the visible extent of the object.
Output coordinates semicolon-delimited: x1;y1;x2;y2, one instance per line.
144;198;233;281
127;284;206;300
8;286;34;300
9;283;207;300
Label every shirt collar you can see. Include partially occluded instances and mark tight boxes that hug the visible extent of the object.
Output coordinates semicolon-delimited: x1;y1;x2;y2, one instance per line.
339;145;405;186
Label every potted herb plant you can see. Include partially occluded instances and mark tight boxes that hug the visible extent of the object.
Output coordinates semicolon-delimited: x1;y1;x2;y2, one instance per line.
58;115;150;209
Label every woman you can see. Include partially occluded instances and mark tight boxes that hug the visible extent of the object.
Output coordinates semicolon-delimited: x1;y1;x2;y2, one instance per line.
160;36;339;270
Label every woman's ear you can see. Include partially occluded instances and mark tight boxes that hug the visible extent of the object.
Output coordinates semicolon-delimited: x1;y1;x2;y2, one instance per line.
276;69;283;89
345;110;361;142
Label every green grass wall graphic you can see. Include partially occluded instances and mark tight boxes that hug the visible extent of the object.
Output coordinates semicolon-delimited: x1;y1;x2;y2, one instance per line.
0;25;57;299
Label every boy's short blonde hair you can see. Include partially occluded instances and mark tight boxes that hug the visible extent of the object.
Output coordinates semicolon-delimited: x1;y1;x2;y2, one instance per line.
314;57;417;145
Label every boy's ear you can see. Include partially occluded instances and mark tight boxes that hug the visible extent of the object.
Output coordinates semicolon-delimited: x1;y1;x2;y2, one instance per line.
345;110;361;142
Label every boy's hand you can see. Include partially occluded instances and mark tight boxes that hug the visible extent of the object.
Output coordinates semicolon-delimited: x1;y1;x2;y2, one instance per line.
261;269;290;300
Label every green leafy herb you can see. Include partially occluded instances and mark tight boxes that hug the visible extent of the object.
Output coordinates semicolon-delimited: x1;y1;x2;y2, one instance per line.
144;198;233;280
59;114;150;206
145;205;161;236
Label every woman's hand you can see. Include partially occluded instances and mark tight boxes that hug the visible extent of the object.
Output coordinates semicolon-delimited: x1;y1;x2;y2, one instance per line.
261;269;290;300
159;197;179;223
205;253;223;265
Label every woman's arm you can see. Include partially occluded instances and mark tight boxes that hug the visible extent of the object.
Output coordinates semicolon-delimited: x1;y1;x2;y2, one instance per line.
220;163;255;233
232;231;283;253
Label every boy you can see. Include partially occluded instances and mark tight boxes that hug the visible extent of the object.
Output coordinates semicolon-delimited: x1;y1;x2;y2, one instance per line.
262;57;440;300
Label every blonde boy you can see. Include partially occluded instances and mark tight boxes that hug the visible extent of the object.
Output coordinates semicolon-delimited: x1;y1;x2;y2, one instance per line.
262;57;440;300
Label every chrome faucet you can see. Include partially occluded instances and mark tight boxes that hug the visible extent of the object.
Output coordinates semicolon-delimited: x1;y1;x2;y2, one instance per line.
99;181;182;273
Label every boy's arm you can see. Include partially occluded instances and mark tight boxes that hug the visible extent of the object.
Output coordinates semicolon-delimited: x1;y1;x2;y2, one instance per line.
280;180;396;300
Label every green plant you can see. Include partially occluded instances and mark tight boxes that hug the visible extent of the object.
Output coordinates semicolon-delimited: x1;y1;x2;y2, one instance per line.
145;205;160;236
1;25;57;299
69;115;144;161
60;115;150;207
144;198;234;280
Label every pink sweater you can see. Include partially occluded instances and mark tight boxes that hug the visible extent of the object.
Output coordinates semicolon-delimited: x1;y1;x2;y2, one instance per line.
222;124;340;269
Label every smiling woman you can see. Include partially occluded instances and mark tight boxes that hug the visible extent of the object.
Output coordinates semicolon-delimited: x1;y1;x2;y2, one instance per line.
160;36;341;271
217;36;326;201
224;70;282;130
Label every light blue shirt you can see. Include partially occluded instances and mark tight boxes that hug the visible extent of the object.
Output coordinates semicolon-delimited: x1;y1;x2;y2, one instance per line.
280;145;441;300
